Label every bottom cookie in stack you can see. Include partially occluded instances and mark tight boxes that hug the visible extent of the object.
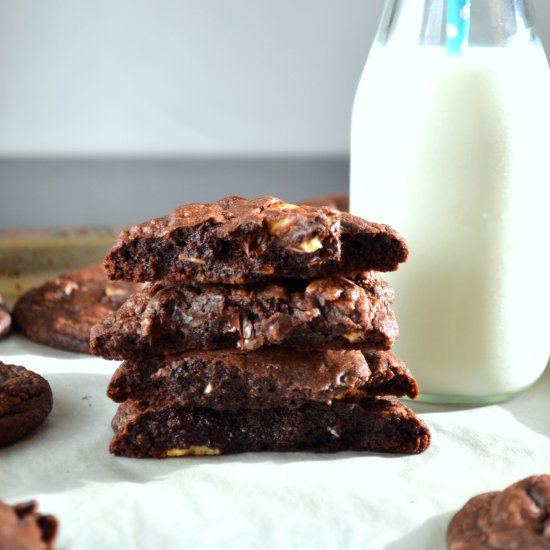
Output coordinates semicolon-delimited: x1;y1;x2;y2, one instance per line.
107;349;430;458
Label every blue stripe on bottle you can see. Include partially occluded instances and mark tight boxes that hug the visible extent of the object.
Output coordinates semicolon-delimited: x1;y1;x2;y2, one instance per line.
446;0;471;55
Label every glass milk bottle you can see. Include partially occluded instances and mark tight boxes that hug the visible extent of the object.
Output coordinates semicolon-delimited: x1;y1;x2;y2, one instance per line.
350;0;550;404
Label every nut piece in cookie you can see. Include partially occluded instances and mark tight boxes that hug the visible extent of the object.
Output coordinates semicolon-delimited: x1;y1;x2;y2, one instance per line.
447;474;550;550
0;500;58;550
0;294;11;340
0;362;53;448
104;195;408;284
12;264;138;354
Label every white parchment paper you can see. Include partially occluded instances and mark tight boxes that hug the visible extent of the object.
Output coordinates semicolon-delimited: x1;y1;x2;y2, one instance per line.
1;335;549;550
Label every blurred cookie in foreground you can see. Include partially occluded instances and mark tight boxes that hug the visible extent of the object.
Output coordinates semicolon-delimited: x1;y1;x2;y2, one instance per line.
0;500;58;550
13;264;139;354
0;294;11;339
0;362;53;448
447;474;550;550
300;193;349;212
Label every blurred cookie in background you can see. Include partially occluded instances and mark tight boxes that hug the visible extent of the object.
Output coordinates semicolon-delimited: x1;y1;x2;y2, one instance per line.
0;295;11;340
13;264;139;354
299;193;349;212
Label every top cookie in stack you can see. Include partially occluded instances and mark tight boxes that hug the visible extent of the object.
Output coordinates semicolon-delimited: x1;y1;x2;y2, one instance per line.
92;195;430;458
103;195;408;284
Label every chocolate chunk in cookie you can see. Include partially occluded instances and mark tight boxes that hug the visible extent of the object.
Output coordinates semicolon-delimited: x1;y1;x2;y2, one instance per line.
300;193;349;212
13;264;139;354
0;500;58;550
91;272;397;360
0;362;53;448
104;195;408;284
107;349;417;409
447;475;550;550
0;294;11;340
109;397;431;458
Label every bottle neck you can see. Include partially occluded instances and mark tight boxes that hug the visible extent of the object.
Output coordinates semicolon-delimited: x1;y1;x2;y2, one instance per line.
376;0;538;48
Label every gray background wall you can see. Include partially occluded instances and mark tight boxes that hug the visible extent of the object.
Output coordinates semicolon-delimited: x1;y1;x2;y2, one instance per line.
1;0;549;227
0;0;384;156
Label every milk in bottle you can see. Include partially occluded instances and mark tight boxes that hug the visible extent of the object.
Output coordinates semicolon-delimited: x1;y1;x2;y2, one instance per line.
350;0;550;403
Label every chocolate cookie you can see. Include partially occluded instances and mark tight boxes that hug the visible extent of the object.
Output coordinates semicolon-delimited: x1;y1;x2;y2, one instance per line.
110;396;431;457
0;294;11;340
91;272;398;360
0;362;53;448
107;349;417;409
350;350;419;399
447;475;550;549
0;500;58;550
300;193;349;212
13;264;139;353
104;195;408;284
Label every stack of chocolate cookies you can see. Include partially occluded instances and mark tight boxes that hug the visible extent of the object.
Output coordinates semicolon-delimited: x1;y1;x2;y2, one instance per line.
91;196;430;458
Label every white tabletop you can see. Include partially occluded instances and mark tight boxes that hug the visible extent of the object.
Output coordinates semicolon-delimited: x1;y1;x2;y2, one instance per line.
1;334;549;550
